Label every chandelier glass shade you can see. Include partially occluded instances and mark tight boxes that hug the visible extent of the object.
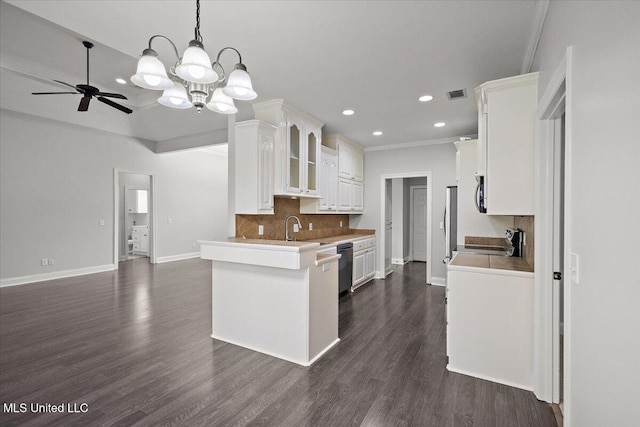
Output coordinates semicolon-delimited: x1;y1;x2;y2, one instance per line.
130;0;256;113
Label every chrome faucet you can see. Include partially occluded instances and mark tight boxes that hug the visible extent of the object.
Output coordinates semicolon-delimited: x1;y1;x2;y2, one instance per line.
285;215;302;241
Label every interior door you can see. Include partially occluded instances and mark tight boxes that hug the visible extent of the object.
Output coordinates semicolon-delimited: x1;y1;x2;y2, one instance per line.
552;114;566;406
412;187;428;262
384;179;393;274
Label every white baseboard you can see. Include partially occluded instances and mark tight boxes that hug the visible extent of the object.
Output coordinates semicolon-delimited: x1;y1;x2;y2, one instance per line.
156;252;200;264
430;276;446;286
374;271;385;279
0;264;116;288
391;257;410;265
446;364;533;392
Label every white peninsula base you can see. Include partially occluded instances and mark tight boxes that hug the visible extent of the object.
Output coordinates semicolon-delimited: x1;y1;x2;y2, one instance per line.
200;238;340;366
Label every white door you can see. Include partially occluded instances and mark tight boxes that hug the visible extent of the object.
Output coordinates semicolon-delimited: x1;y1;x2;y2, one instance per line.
552;114;566;406
384;179;392;274
412;187;428;262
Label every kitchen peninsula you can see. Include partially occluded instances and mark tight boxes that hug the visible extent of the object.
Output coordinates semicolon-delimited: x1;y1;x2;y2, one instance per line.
199;238;341;366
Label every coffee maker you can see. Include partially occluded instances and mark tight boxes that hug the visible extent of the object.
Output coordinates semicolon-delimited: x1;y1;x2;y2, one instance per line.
505;228;524;257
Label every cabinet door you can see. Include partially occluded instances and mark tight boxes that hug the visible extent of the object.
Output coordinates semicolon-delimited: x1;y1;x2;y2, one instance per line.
353;252;366;285
285;116;304;194
338;178;352;211
258;131;275;210
338;142;352;178
305;127;320;195
352;181;364;212
352;149;364;182
365;249;376;278
318;157;329;210
328;154;338;210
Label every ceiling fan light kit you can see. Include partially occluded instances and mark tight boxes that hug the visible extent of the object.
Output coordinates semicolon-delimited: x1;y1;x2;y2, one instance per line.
131;0;257;113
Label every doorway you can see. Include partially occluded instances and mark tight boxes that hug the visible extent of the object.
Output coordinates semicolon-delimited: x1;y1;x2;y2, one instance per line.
380;172;433;284
534;47;573;422
113;170;157;266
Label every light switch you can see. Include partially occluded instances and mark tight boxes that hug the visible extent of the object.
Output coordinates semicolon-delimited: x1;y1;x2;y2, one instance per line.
167;218;172;224
258;225;264;235
309;223;313;231
340;221;343;227
570;252;579;284
99;219;105;226
439;221;444;230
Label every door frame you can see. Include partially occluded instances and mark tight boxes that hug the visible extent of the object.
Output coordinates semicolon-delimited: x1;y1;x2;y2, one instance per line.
409;185;429;263
533;46;573;424
379;172;432;284
113;169;157;266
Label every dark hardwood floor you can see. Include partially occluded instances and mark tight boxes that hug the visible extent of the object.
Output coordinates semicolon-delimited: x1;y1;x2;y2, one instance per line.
0;259;556;426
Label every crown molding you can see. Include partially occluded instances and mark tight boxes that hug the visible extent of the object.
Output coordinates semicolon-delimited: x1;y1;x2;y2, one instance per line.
521;0;550;74
364;134;477;152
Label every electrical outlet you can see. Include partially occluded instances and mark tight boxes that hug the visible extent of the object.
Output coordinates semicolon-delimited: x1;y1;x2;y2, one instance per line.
293;224;299;233
99;219;105;226
439;221;444;230
48;259;54;265
340;221;343;227
258;225;264;235
309;223;313;231
41;258;48;266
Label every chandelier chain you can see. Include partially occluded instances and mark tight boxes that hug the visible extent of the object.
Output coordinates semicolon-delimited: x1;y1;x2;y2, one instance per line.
195;0;201;42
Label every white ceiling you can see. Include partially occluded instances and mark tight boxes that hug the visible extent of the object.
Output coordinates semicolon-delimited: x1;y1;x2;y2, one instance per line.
1;0;540;150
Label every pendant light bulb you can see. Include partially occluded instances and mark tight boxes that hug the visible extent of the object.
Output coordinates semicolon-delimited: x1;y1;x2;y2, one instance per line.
158;81;192;109
175;40;218;84
222;63;257;101
131;49;173;90
206;87;238;114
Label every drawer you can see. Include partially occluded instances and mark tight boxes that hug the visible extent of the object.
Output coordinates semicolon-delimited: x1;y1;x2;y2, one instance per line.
133;243;141;251
366;237;376;248
353;240;367;252
132;235;141;242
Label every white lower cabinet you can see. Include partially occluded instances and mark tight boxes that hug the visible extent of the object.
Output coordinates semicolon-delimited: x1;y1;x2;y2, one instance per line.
131;225;149;255
447;268;534;390
352;237;376;290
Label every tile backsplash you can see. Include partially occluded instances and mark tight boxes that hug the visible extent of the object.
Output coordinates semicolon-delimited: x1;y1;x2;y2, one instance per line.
236;197;351;240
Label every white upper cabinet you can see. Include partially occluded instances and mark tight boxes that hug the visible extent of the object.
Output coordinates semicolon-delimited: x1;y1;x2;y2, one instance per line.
318;147;338;211
253;99;324;198
331;135;364;183
234;120;277;215
475;73;538;216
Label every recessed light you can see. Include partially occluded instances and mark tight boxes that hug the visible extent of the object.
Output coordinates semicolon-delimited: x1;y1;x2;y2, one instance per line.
116;78;127;84
342;109;355;116
419;95;434;102
373;131;383;136
434;122;446;127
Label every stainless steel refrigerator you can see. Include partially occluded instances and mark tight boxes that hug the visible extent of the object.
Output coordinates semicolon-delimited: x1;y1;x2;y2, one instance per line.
444;186;458;264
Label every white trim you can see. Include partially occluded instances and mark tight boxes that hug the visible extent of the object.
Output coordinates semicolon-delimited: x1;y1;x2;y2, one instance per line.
446;365;533;392
409;185;429;263
430;276;446;286
0;264;116;287
533;47;574;426
156;252;201;264
379;172;433;286
521;0;550;74
211;334;340;367
365;135;476;152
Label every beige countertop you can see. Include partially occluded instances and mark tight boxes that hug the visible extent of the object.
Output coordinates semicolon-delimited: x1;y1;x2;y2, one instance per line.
305;233;375;245
450;253;533;273
199;237;320;252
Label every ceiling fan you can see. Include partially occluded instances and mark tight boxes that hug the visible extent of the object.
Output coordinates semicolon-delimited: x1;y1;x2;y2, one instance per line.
32;41;132;114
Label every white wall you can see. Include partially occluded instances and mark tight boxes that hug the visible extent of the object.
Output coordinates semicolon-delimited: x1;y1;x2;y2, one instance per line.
351;143;457;280
531;2;640;426
0;109;229;283
455;140;513;245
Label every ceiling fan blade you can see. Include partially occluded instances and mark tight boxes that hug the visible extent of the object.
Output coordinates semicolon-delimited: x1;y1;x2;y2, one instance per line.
32;92;79;95
53;80;79;90
96;92;127;100
78;96;91;112
97;96;132;114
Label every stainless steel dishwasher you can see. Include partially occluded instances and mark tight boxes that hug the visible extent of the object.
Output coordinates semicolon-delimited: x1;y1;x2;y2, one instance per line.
337;243;353;294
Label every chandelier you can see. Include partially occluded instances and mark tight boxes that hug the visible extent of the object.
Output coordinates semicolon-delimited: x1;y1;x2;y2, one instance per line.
130;0;257;113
